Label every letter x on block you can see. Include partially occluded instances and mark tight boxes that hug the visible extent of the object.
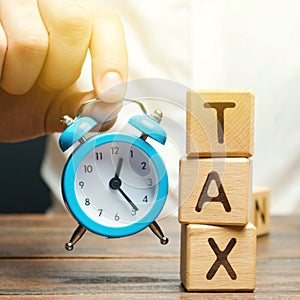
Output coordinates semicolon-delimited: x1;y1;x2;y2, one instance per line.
207;237;237;280
180;223;256;291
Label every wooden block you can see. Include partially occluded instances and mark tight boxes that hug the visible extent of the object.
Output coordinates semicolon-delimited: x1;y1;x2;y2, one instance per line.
186;90;254;157
180;223;256;291
251;187;270;237
179;157;252;226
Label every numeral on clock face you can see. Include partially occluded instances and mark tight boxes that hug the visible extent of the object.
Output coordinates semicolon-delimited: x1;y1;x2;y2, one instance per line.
74;141;159;229
95;152;103;160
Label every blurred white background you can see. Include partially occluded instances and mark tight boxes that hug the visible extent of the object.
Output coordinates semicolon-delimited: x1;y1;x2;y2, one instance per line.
43;0;300;215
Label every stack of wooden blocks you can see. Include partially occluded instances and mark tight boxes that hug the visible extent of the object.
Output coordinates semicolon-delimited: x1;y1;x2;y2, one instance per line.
179;90;257;291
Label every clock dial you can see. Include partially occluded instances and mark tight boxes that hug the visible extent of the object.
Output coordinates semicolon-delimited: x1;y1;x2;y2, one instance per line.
74;141;159;228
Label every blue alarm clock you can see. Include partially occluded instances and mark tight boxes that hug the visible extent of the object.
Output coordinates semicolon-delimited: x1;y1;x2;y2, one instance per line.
59;101;169;251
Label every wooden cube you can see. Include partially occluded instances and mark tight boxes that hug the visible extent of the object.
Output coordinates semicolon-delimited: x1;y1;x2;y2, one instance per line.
180;223;256;291
179;157;252;226
251;187;270;237
186;90;254;157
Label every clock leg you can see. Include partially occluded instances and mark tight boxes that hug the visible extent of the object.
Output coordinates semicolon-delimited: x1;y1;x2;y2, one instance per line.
149;221;169;245
65;224;86;251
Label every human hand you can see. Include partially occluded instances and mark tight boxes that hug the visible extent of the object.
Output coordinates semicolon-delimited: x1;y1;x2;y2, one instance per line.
0;0;128;142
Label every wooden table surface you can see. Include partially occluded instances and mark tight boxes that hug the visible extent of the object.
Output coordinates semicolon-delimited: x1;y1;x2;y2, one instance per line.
0;214;299;299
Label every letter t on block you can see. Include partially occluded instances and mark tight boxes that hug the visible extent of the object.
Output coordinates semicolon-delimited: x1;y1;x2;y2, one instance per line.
203;102;236;144
186;90;254;157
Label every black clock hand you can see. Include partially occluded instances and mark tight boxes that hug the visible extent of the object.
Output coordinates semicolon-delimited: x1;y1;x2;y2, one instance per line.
109;177;139;211
109;158;139;211
115;157;123;178
117;186;139;212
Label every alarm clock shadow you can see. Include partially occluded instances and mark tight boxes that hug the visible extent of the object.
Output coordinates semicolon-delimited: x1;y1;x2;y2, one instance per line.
0;136;51;213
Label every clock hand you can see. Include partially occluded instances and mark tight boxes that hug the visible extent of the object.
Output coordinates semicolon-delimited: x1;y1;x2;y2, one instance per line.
109;161;139;211
117;186;139;212
109;178;139;211
115;157;123;178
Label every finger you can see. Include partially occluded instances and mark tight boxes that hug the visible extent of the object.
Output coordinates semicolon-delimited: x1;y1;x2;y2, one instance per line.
37;0;92;92
44;86;120;134
90;5;128;103
0;22;7;79
0;0;48;95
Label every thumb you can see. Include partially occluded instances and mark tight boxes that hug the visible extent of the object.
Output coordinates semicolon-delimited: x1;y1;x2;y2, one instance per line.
44;87;119;135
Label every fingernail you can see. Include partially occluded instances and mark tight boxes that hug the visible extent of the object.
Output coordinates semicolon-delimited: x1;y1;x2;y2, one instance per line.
100;71;125;103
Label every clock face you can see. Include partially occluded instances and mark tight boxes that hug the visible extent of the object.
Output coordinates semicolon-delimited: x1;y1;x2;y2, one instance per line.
62;133;168;237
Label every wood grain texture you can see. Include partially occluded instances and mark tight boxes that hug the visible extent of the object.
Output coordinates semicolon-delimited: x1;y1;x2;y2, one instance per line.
1;214;298;259
0;257;300;298
0;215;299;298
180;223;256;291
0;214;180;258
251;187;271;237
179;157;251;226
186;90;254;157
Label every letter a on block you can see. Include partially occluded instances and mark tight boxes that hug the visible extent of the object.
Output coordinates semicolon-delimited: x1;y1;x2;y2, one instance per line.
195;171;231;213
179;157;250;226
